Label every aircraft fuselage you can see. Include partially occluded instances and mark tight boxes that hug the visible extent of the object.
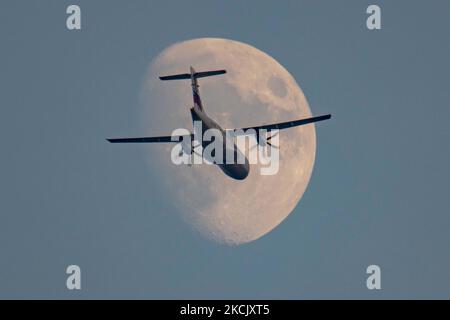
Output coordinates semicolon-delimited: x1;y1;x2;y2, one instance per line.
190;106;250;180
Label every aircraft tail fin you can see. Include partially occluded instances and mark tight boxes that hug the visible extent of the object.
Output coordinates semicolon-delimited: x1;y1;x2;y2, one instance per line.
159;67;227;113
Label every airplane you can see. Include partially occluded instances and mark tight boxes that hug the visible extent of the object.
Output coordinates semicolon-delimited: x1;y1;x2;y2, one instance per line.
107;66;331;180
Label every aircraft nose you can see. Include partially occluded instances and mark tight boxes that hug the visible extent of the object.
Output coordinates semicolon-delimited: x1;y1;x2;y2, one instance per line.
234;166;249;180
221;162;249;180
233;160;250;180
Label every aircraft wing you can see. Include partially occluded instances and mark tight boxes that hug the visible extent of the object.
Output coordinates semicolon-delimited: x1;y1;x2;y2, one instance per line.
107;133;192;143
231;114;331;133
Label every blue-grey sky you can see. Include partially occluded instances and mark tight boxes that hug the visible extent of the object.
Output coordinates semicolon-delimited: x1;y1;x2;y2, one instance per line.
0;0;449;299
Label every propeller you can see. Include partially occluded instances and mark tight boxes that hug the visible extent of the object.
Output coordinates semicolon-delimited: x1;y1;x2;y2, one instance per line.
179;140;203;166
266;131;279;149
249;130;280;150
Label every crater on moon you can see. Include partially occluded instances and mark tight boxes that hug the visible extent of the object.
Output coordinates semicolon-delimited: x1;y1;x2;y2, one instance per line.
268;75;288;98
140;38;316;245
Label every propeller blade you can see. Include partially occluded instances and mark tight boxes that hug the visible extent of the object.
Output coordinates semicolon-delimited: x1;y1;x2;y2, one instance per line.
267;141;279;149
266;131;279;141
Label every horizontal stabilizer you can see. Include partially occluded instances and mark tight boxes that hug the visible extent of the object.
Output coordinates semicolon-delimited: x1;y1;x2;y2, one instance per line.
195;70;226;78
159;69;226;81
159;73;191;81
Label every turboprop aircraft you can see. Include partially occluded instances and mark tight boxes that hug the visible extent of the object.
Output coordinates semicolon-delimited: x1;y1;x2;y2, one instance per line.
107;66;331;180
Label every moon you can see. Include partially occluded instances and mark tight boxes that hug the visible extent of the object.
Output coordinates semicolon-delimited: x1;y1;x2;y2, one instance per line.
140;38;316;245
